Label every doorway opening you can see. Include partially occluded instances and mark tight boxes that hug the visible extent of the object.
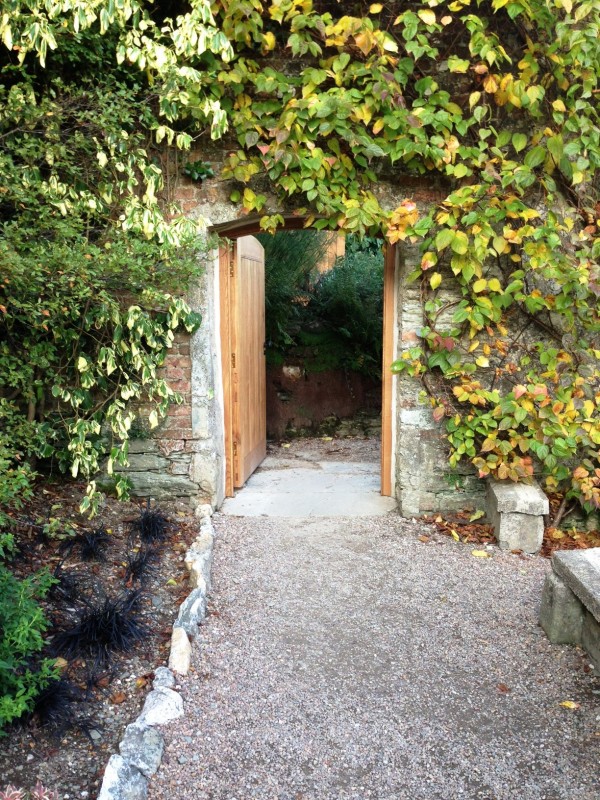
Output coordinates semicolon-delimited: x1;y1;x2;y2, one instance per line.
217;221;397;502
260;230;383;446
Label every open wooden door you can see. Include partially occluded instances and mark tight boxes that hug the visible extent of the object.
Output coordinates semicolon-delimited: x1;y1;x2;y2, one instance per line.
220;235;267;496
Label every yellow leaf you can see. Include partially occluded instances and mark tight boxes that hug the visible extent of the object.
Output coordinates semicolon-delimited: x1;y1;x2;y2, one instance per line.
483;74;498;93
430;272;442;290
492;236;507;255
369;3;383;11
262;31;276;51
450;529;460;541
321;436;333;441
469;340;480;352
488;278;502;292
166;578;178;586
473;278;487;293
471;550;490;558
282;443;291;448
559;700;580;710
418;9;436;25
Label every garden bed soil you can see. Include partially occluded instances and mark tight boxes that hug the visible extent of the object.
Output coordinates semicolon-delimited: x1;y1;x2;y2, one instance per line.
0;482;200;799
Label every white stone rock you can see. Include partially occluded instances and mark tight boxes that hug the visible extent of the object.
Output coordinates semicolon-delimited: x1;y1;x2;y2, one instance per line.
176;588;207;635
168;627;192;675
152;666;175;689
185;528;213;590
194;503;213;518
137;687;184;726
119;722;164;778
97;754;147;800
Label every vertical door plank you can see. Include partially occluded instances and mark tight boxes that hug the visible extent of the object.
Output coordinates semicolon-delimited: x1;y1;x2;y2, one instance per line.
381;243;396;497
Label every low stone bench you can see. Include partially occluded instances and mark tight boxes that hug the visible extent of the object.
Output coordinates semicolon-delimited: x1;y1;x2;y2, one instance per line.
486;479;549;554
539;548;600;671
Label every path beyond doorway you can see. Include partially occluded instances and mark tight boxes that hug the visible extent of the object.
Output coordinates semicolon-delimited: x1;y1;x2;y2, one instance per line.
221;438;396;517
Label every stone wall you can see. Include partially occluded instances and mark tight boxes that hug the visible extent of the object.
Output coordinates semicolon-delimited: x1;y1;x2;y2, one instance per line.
118;251;226;507
393;242;485;515
266;365;380;439
117;157;486;515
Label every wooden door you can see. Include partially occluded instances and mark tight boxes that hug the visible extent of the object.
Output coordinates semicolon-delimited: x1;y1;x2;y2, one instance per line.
220;235;267;495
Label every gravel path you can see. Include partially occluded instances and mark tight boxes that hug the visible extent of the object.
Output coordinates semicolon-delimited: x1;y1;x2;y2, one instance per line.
148;514;599;800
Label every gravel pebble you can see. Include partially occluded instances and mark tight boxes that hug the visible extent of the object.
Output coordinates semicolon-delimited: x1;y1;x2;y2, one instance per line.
148;514;600;800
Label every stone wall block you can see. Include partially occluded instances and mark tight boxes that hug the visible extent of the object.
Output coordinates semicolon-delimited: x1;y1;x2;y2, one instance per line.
127;439;159;455
581;611;600;671
539;571;584;645
487;479;548;554
124;472;198;499
114;454;169;472
157;439;185;456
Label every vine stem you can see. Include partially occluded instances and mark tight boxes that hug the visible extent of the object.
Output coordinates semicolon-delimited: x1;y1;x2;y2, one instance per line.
551;494;576;529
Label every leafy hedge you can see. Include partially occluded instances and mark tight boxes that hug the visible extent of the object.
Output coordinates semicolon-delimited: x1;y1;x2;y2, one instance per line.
261;233;383;377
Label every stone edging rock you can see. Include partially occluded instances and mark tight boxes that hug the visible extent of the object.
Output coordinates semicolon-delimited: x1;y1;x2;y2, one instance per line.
96;503;215;800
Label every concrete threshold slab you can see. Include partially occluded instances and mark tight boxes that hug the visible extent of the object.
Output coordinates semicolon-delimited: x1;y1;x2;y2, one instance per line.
221;461;396;517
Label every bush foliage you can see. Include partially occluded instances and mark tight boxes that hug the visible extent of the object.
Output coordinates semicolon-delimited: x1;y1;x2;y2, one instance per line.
261;233;383;376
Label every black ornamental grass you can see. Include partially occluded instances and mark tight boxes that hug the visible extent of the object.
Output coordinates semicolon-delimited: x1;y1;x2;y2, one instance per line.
48;563;79;604
124;546;159;586
60;528;110;562
51;590;148;667
128;501;171;546
31;678;95;739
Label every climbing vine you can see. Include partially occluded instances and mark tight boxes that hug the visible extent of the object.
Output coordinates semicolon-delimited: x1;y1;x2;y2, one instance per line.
2;0;599;514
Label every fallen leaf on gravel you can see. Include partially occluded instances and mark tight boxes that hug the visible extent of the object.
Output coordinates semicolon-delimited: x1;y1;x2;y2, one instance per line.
282;443;291;448
110;691;127;704
469;510;485;521
559;700;580;709
166;578;178;586
418;535;430;543
54;657;69;671
497;683;511;693
450;529;459;541
471;549;490;558
321;436;333;441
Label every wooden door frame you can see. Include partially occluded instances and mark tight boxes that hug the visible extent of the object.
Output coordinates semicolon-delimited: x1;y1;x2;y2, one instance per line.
217;222;396;499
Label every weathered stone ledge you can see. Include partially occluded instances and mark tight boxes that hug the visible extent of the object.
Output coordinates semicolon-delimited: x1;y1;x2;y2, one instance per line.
539;548;600;673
